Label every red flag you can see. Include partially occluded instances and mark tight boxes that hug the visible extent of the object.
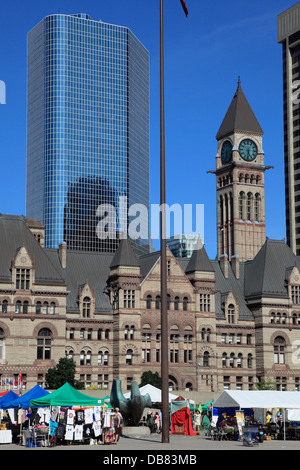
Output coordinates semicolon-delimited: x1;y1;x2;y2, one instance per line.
180;0;188;18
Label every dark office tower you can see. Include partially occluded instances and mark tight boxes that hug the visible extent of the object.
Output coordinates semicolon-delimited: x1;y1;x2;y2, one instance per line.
26;14;149;253
278;3;300;255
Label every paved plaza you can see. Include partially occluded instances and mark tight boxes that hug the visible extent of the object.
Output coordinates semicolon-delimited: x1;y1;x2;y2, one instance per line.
0;432;299;451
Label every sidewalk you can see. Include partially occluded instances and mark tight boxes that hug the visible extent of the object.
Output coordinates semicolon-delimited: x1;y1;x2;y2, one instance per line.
0;432;299;451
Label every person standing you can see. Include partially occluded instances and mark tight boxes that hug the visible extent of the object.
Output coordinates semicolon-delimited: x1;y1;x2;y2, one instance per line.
113;409;121;443
194;410;201;434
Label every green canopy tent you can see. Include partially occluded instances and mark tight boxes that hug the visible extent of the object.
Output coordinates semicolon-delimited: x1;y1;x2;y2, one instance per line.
199;399;214;411
98;395;113;408
30;382;103;408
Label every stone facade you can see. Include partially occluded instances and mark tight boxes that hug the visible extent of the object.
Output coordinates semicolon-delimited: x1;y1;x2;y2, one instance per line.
1;82;300;395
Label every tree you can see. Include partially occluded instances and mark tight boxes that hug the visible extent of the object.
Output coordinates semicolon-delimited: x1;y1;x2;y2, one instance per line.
256;378;277;390
45;357;84;390
140;371;162;388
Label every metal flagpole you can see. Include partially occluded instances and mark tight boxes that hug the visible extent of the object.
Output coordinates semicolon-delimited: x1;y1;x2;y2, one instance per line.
160;0;169;444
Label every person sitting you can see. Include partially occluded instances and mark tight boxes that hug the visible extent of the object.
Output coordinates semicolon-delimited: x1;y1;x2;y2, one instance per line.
220;418;234;438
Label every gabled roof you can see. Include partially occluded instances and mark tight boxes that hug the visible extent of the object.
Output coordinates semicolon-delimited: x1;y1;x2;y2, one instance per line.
244;238;300;298
185;246;214;273
110;239;140;269
0;214;64;284
216;79;263;140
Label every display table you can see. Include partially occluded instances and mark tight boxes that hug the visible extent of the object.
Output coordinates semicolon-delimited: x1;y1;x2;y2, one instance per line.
0;430;12;444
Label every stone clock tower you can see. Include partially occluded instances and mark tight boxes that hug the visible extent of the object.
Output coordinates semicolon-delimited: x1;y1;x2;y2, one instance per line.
214;78;267;262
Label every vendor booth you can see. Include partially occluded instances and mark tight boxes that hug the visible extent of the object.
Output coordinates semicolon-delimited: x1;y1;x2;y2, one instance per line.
214;390;300;442
170;397;195;436
8;385;49;410
214;390;300;409
0;390;19;444
124;384;178;404
28;382;113;447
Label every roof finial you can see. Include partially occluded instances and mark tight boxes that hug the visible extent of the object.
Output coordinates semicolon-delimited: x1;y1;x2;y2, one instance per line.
237;76;241;88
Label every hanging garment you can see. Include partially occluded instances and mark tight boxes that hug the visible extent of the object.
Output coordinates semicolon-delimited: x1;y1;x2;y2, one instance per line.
76;409;84;424
66;409;75;425
74;424;83;440
103;411;111;428
83;424;93;439
94;406;101;422
65;425;74;441
84;408;94;424
93;421;102;437
51;406;60;422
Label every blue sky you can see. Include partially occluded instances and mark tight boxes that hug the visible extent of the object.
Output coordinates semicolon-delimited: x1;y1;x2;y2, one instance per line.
0;0;295;258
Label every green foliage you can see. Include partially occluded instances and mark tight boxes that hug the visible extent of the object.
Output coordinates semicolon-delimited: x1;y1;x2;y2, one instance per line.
140;371;162;388
256;378;277;390
45;357;84;390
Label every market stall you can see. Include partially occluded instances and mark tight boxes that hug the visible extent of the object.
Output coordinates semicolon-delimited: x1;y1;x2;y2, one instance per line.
213;390;300;442
29;382;113;447
124;384;178;404
0;390;19;444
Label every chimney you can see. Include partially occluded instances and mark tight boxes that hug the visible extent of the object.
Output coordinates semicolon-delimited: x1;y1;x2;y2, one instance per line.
220;254;228;278
59;242;67;269
231;255;239;279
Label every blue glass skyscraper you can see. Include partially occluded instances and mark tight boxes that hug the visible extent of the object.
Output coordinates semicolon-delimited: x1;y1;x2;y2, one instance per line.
26;13;149;252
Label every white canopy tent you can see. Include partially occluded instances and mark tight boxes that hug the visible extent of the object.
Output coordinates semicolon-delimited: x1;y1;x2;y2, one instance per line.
214;390;300;409
124;384;178;403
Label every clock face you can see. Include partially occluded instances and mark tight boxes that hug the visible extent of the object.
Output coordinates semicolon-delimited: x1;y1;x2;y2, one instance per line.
221;141;232;164
239;139;257;162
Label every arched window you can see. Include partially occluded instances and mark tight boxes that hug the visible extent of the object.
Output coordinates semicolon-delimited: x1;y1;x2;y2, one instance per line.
23;301;29;314
42;302;48;314
229;353;235;368
155;296;161;310
247;192;253;221
80;350;91;366
0;328;4;360
98;350;109;366
1;300;8;313
228;304;235;324
247;353;253;368
124;325;129;340
274;336;286;364
203;351;210;367
185;382;193;391
222;353;227;368
237;353;243;368
167;294;171;310
174;296;179;311
50;302;55;315
15;300;21;313
37;328;52;360
126;349;133;365
36;301;41;314
239;192;245;220
129;325;135;340
254;193;261;222
183;297;188;311
83;297;91;318
146;295;152;309
220;195;224;227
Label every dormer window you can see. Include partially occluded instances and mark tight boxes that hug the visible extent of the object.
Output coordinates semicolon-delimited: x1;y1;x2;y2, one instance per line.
82;297;91;318
291;286;300;304
228;304;235;324
16;269;30;289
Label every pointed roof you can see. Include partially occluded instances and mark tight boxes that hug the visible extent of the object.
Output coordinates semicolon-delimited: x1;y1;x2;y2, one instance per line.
216;78;263;140
110;238;140;269
185;246;214;274
244;238;300;298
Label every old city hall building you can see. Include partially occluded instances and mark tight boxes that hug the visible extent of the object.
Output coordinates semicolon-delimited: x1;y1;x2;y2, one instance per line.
1;81;300;394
